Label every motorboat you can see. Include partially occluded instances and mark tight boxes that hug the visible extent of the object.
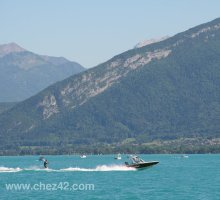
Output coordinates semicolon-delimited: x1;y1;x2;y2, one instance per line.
114;153;122;160
125;155;159;169
80;154;87;158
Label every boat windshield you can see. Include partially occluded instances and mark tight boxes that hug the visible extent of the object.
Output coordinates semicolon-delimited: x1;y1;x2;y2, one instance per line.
131;156;144;164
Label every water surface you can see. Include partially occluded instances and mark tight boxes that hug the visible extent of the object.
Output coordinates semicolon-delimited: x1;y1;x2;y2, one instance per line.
0;154;219;200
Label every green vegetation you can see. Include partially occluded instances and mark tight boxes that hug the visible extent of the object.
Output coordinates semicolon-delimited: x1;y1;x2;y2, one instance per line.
1;138;220;155
0;102;16;114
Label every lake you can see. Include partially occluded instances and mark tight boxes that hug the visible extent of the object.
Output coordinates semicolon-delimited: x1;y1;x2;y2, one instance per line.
0;154;219;199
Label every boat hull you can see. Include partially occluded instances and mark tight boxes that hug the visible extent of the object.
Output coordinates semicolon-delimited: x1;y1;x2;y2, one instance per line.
126;161;159;169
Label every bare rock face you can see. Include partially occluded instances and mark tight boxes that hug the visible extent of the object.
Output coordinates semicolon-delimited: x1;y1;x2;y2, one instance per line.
190;24;220;38
134;36;170;48
56;48;171;118
38;95;59;119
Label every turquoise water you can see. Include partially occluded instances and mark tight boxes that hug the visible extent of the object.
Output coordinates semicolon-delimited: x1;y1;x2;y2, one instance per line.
0;154;219;200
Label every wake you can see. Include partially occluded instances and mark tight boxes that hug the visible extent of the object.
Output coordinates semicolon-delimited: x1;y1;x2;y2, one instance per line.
60;165;136;172
0;166;22;173
0;166;56;173
0;165;136;173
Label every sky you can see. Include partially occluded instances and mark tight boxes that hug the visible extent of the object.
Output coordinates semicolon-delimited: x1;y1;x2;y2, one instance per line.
0;0;220;68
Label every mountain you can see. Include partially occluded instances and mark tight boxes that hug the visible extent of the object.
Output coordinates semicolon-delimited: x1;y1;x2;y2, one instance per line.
1;18;220;154
0;43;84;102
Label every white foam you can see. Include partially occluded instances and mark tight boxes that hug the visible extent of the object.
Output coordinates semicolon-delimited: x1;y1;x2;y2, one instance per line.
0;165;136;173
0;166;22;173
60;165;136;172
24;166;58;172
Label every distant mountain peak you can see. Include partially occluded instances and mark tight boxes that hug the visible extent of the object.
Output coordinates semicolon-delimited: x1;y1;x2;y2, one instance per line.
0;42;84;102
134;36;170;48
0;42;26;57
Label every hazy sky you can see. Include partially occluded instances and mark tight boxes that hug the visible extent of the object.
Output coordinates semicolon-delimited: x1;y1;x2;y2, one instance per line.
0;0;220;68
